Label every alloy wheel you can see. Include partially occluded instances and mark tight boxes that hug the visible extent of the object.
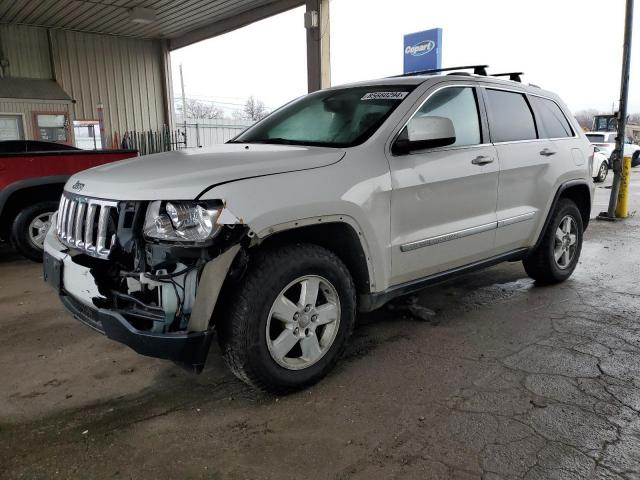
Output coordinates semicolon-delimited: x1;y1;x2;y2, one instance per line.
266;275;341;370
28;212;54;249
554;215;578;269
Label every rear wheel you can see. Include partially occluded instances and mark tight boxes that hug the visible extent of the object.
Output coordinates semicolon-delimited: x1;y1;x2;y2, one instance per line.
10;201;58;262
632;151;640;168
594;161;608;183
523;198;583;284
218;243;356;394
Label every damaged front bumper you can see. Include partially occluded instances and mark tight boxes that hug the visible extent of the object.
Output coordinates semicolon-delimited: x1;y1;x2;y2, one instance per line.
43;215;242;372
59;292;214;371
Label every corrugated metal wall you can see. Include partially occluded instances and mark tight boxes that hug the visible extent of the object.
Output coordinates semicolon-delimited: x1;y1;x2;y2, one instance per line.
51;30;166;146
0;25;167;147
0;100;71;139
0;25;51;78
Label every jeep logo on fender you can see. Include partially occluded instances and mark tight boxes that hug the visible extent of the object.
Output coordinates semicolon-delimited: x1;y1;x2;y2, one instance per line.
405;40;435;57
72;181;85;191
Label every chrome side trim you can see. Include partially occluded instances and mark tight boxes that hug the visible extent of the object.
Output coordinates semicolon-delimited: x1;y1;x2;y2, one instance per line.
400;222;496;252
497;211;536;228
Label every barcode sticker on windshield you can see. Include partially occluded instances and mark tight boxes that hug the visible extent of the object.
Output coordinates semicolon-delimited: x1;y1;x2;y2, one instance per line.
361;91;409;101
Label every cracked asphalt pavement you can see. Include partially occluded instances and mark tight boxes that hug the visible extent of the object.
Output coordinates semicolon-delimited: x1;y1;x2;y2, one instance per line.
1;171;640;479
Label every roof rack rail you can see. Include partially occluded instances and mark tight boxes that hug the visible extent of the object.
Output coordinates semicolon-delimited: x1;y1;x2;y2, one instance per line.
391;65;489;78
491;72;524;82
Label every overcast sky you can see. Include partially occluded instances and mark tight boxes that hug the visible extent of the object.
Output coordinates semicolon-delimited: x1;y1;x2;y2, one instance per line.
171;0;639;117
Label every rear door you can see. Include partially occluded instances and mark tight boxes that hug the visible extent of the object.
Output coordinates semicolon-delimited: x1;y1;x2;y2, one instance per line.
389;84;499;285
482;88;558;253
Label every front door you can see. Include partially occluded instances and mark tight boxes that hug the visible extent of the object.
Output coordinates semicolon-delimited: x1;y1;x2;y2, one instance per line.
389;85;499;286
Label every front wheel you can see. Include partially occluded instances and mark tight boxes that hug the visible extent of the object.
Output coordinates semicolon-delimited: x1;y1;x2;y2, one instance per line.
218;243;356;394
523;198;583;284
10;201;58;262
594;161;608;183
632;151;640;168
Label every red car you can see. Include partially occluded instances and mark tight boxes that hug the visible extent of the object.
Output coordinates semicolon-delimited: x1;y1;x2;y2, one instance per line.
0;141;137;261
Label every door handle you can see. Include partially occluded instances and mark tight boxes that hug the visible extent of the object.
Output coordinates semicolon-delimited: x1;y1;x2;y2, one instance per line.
540;148;557;157
471;155;494;165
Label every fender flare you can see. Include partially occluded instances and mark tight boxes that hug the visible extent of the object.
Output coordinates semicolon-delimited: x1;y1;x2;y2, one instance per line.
529;179;592;254
0;175;69;217
253;214;378;295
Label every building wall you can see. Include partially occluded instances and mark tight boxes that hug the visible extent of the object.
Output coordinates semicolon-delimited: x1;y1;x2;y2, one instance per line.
0;25;52;79
0;25;168;147
51;30;167;147
0;99;71;140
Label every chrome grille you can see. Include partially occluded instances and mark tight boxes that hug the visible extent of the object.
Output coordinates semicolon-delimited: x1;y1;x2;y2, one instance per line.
56;194;119;259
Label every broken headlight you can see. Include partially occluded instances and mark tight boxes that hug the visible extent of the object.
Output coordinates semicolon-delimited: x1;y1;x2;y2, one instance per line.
144;201;222;242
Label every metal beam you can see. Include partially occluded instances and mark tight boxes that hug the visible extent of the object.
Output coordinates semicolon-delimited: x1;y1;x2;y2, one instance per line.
169;0;304;50
305;0;330;92
159;39;174;131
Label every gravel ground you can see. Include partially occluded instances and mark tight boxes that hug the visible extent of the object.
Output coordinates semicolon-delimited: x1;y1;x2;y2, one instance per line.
1;172;640;479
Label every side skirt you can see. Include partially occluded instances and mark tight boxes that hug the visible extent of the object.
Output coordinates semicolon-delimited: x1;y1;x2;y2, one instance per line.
358;248;529;312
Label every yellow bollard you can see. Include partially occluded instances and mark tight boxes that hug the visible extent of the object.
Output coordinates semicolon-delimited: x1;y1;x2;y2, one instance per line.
615;156;632;218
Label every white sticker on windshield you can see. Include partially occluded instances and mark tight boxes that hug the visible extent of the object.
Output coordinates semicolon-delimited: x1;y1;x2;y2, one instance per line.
361;91;409;101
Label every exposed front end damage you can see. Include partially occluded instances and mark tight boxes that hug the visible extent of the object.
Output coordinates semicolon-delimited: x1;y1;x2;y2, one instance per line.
44;195;249;372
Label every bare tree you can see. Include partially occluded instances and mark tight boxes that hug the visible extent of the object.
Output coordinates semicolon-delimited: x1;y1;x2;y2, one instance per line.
628;113;640;125
574;109;600;130
240;96;268;122
178;99;223;120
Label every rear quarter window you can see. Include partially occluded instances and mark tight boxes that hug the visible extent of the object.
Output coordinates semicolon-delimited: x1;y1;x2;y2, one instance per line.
485;89;537;143
531;96;574;138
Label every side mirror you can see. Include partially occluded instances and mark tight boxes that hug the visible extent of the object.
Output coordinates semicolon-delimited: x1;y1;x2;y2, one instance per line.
393;116;456;155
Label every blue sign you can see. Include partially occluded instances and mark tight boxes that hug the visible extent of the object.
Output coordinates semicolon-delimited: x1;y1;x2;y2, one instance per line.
403;28;442;74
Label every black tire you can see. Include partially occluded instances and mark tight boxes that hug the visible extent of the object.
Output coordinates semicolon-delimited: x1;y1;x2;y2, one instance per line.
632;151;640;168
594;161;608;183
523;198;583;285
10;201;58;262
218;243;356;394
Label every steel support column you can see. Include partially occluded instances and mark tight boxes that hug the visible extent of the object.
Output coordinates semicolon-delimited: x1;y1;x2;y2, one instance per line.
305;0;330;92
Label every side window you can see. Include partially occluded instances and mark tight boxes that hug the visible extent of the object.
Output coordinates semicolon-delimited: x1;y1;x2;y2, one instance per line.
485;89;537;142
34;113;70;144
531;96;574;138
413;87;481;147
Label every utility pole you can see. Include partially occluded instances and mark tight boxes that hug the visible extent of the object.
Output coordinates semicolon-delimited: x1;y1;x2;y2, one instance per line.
179;64;187;148
600;0;634;220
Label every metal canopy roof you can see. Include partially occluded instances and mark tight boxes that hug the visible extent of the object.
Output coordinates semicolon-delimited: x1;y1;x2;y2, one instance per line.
0;77;72;101
0;0;304;48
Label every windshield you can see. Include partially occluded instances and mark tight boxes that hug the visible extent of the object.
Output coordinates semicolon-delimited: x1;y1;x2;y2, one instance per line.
586;134;606;143
232;86;415;148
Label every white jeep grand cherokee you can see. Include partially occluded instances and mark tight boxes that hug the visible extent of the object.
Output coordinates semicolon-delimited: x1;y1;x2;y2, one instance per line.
44;72;594;393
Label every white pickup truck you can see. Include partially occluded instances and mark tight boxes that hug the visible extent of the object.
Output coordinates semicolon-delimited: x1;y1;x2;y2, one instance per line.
44;71;594;393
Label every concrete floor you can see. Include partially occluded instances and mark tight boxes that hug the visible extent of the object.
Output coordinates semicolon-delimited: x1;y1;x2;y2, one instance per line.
1;171;640;479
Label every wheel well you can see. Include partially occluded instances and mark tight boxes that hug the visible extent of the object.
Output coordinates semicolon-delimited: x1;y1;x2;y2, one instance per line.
255;222;371;295
560;183;591;230
0;184;63;239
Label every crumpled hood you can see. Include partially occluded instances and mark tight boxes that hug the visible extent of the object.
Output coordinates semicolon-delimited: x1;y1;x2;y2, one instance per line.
66;144;345;200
